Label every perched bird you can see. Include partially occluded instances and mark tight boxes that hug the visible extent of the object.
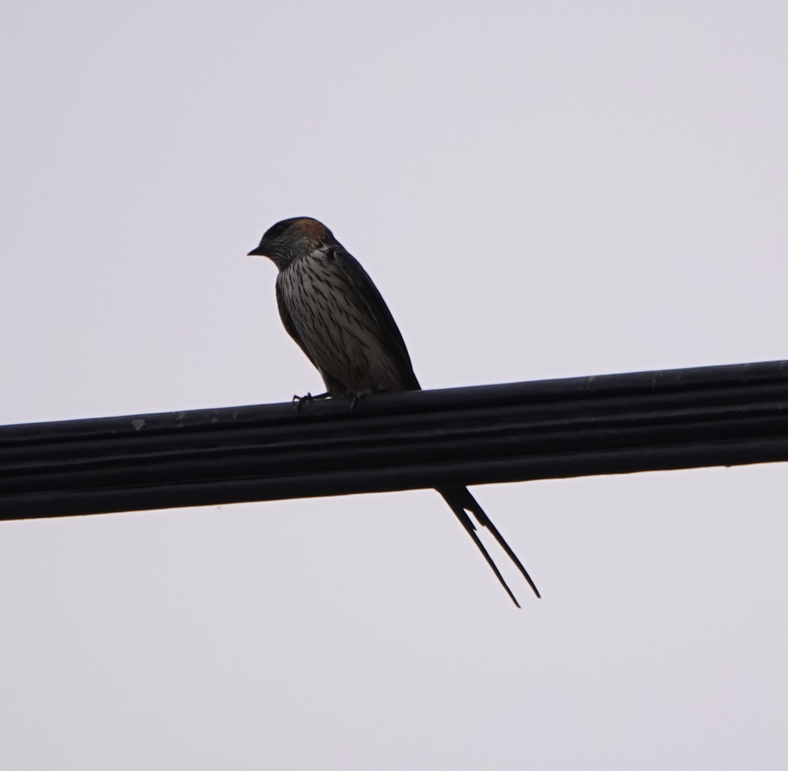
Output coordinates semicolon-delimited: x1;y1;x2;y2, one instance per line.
249;217;539;606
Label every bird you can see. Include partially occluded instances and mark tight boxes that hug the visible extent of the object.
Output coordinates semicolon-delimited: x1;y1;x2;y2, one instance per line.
249;216;540;606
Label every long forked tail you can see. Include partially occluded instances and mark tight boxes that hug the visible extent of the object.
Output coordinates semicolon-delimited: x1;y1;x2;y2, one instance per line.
437;487;541;607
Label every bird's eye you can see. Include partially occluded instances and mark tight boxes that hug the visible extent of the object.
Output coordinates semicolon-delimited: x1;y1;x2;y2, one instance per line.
263;220;296;241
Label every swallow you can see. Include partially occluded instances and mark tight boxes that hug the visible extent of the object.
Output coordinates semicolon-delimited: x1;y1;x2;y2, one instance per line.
249;217;539;605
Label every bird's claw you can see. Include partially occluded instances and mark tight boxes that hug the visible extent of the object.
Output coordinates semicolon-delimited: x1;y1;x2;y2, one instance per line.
292;391;330;414
348;387;376;412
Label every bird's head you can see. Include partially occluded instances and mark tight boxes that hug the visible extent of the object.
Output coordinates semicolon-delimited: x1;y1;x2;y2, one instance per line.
248;217;334;270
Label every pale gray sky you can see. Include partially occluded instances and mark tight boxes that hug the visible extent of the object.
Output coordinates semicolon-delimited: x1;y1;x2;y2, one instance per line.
1;1;787;768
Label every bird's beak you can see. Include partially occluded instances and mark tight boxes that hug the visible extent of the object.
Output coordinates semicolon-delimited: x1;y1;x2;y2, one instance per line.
248;246;267;257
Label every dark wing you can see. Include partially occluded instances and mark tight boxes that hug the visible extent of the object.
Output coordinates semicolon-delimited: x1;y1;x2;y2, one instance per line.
330;244;421;392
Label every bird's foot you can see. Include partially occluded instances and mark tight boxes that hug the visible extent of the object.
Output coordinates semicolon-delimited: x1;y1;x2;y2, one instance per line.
347;386;384;412
292;391;330;414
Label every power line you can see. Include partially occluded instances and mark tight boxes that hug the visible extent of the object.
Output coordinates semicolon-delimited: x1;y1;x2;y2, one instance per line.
2;359;788;520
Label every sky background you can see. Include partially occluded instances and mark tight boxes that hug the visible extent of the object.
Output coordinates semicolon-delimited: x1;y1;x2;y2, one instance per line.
1;1;787;768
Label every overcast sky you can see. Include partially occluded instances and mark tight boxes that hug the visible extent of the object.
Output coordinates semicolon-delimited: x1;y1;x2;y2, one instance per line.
1;1;787;768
